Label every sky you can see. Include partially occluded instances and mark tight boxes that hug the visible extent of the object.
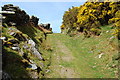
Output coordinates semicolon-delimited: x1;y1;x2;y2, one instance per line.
1;2;85;33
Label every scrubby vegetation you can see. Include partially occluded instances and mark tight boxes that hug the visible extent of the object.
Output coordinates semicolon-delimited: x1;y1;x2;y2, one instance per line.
61;2;120;38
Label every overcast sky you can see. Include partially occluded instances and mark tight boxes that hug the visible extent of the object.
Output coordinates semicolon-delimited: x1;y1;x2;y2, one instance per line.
1;2;85;33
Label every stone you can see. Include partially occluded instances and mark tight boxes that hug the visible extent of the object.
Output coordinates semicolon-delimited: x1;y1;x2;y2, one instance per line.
13;43;19;47
29;60;34;64
46;69;50;73
28;64;37;70
0;37;8;41
106;31;109;33
9;32;15;36
31;47;43;60
28;39;35;47
39;23;50;30
2;4;30;25
95;53;104;58
92;66;96;68
11;47;20;51
30;16;39;26
0;11;15;14
23;44;29;49
110;36;115;40
27;39;44;60
98;53;104;58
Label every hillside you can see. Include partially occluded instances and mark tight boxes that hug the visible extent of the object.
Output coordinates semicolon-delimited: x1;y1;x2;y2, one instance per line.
1;1;120;79
1;4;52;79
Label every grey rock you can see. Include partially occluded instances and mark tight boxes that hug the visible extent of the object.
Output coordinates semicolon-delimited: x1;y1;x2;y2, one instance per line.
9;32;15;36
46;69;50;73
29;60;34;64
0;11;15;14
0;37;6;40
28;39;35;47
31;47;43;60
13;43;19;47
28;64;37;70
110;36;115;40
23;44;29;49
27;39;43;60
11;47;20;51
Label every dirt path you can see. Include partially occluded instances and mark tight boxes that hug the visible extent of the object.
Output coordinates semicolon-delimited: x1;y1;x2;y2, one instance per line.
56;40;74;62
46;34;79;78
55;40;76;78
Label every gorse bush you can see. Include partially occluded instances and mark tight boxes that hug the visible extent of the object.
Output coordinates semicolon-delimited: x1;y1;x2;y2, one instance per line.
62;6;79;30
61;2;120;37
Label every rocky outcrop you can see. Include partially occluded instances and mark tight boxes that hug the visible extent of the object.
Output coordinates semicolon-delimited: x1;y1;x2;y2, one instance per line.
30;16;39;27
1;4;53;34
2;4;30;25
1;4;40;27
1;4;51;78
2;25;45;78
39;23;51;30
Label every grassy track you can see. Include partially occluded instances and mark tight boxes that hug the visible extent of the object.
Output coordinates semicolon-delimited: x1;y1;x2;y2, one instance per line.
45;26;118;78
